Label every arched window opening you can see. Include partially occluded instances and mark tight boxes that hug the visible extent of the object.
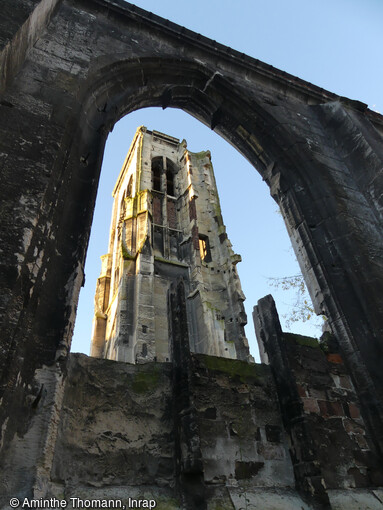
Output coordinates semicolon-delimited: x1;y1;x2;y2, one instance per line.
120;190;127;219
166;159;176;196
127;175;133;197
199;234;212;263
152;157;163;191
166;169;174;196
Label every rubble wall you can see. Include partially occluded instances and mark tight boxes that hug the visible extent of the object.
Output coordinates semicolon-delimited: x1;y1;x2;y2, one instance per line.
254;294;383;508
51;354;178;505
36;346;383;509
50;352;309;509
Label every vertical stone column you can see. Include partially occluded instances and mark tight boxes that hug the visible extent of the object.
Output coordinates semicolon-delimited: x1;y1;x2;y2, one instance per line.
90;254;111;358
253;295;331;509
169;279;207;510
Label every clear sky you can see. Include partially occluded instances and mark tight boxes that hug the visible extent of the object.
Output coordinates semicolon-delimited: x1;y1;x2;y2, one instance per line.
71;0;383;360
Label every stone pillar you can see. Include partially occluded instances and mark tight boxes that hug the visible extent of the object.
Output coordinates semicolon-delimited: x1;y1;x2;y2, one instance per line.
253;295;331;509
254;294;383;507
169;279;207;510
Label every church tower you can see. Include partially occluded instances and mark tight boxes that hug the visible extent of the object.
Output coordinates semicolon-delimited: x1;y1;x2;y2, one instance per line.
90;126;250;363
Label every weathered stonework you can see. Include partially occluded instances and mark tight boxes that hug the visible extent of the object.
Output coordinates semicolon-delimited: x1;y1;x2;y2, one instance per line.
90;127;250;363
1;1;383;508
254;296;383;508
51;354;176;500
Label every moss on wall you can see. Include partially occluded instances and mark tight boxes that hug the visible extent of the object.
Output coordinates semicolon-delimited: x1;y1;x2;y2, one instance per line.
131;365;161;393
195;354;267;385
283;332;319;348
121;239;135;260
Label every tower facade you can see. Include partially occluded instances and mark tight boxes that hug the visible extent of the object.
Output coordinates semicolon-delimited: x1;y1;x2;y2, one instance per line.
90;126;250;363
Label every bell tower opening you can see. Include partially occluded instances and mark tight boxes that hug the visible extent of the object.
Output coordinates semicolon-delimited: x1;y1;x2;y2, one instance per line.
152;157;163;192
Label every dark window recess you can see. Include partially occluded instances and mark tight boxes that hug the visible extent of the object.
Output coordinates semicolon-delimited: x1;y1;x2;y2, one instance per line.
189;197;197;221
166;169;174;196
142;343;147;356
152;157;163;191
199;234;212;262
166;159;176;196
169;231;179;258
153;226;164;256
142;325;148;333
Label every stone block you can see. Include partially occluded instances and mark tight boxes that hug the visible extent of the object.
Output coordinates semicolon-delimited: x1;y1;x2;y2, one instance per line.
302;397;320;415
318;400;345;418
348;403;361;419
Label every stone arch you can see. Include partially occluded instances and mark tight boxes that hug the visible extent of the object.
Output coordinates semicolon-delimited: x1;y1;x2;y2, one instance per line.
1;1;383;496
29;56;382;450
66;57;381;349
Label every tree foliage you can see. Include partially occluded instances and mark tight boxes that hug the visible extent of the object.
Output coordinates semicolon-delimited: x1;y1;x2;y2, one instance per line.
268;274;325;330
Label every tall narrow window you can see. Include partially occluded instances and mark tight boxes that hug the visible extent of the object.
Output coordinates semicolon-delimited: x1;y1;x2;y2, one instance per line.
152;157;163;192
166;169;174;196
127;175;133;197
120;191;127;219
199;234;212;262
166;159;176;196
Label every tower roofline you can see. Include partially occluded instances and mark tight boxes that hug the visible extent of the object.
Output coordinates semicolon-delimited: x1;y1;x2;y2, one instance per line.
112;125;146;197
149;129;180;145
112;126;182;198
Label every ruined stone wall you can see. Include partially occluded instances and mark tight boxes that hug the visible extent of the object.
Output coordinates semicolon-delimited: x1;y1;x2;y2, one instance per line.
51;354;177;505
191;354;298;507
254;295;383;508
1;0;383;503
46;345;383;509
48;352;305;509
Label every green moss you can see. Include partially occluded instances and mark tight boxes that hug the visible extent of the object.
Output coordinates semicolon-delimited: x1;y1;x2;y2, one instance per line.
319;331;339;354
196;354;266;384
121;239;135;260
131;366;161;393
193;150;210;160
284;332;319;348
213;201;223;223
205;301;220;313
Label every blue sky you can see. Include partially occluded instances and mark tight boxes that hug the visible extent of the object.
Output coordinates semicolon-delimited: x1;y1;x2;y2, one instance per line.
71;0;383;360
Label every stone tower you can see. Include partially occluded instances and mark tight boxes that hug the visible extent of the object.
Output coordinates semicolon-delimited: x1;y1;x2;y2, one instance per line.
90;126;250;363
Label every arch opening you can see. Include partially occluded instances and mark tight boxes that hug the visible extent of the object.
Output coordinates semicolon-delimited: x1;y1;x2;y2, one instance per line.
6;57;335;372
71;106;322;360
